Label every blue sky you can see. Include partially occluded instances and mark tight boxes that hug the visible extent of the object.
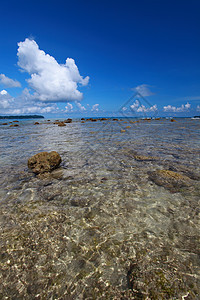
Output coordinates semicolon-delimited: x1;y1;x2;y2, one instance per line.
0;0;200;117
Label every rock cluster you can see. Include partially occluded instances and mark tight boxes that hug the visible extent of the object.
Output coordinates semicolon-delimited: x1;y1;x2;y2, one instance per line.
58;122;66;127
64;118;72;123
10;124;19;127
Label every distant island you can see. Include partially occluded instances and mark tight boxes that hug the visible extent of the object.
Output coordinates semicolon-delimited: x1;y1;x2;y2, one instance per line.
0;115;44;119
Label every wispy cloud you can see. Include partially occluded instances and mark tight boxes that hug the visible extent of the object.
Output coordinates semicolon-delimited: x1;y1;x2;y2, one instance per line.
65;103;73;112
75;101;86;111
132;84;154;97
0;74;21;88
91;104;99;111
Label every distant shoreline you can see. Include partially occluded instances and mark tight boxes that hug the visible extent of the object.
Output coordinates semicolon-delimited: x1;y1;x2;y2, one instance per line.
0;115;44;119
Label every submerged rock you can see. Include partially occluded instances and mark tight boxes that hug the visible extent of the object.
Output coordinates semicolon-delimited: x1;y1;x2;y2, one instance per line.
28;151;62;174
10;124;19;127
134;154;157;161
70;197;90;207
148;169;191;192
126;150;158;161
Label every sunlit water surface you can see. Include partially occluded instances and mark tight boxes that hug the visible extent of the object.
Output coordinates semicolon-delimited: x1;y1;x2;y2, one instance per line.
0;118;200;299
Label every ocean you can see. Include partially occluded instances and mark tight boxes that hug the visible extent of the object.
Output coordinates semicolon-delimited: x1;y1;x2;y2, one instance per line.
0;117;200;299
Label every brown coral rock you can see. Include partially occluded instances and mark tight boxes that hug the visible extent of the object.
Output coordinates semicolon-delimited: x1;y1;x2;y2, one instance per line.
28;151;62;174
148;169;191;192
10;124;19;127
58;122;66;126
134;155;157;161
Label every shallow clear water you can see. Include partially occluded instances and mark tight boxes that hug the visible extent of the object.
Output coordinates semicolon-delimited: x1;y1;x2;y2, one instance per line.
0;118;200;299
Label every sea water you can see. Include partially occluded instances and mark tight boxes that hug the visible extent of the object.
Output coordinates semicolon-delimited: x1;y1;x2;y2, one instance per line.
0;118;199;298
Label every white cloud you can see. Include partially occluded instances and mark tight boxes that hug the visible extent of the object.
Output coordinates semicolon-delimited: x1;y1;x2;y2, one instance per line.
91;104;99;111
0;88;58;115
132;84;154;97
197;105;200;111
163;102;191;112
11;106;56;115
17;38;89;102
65;102;73;112
130;100;140;110
8;106;57;115
0;89;8;95
130;100;157;113
136;104;157;113
76;101;86;111
122;107;127;111
0;90;14;109
185;102;191;109
0;74;21;88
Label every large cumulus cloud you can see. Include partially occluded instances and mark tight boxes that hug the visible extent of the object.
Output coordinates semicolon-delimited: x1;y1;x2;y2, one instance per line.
17;38;89;102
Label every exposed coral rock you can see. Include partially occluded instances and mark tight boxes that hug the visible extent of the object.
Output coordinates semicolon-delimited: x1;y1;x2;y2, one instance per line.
64;118;72;123
121;129;126;133
34;122;40;125
171;119;177;122
28;151;62;174
58;122;66;127
10;124;19;127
